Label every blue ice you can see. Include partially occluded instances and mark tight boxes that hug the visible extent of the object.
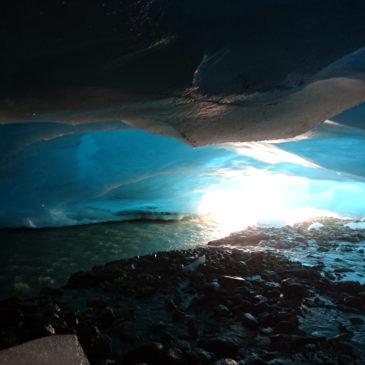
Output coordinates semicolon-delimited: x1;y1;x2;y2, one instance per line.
0;107;365;228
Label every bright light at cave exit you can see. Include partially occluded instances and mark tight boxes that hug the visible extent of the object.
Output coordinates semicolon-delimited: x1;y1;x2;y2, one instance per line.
198;170;337;234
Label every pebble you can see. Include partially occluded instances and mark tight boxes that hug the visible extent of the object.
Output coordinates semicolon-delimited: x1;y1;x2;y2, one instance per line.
242;313;258;329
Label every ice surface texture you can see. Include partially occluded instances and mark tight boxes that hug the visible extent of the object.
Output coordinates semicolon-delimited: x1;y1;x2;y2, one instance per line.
1;113;365;228
1;1;365;144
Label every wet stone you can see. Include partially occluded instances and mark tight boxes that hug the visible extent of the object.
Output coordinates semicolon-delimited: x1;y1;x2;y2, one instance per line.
42;324;56;336
241;313;258;329
280;278;308;299
92;333;113;358
123;342;165;365
214;359;238;365
199;335;241;357
349;317;364;325
185;348;212;364
165;347;185;364
215;304;231;317
218;276;250;289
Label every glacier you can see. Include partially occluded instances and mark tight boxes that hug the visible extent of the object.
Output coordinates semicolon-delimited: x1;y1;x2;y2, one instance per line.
0;104;365;229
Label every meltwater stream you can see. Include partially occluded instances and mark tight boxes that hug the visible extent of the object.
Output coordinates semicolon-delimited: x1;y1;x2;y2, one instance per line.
1;217;365;301
0;218;224;298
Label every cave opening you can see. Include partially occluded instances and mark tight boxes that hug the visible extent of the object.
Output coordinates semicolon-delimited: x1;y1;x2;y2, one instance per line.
1;1;365;364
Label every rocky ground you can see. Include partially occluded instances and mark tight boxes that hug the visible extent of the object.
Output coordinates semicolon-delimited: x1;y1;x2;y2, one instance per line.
209;218;365;284
0;219;365;364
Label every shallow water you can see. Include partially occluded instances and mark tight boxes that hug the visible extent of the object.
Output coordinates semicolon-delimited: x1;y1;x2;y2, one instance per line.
1;217;364;302
0;218;225;299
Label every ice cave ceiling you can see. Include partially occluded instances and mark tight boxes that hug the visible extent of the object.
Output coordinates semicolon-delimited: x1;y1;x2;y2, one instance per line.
1;1;365;228
1;0;365;144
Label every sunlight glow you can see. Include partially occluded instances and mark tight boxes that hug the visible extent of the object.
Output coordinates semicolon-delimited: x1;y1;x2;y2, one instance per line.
198;171;338;235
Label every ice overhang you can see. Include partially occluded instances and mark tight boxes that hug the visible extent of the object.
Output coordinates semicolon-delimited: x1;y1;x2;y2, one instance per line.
1;0;365;146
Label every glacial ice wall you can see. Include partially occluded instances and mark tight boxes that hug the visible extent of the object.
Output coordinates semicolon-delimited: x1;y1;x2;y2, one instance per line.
0;108;365;228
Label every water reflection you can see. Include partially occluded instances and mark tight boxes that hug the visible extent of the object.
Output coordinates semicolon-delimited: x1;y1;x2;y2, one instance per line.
0;218;223;298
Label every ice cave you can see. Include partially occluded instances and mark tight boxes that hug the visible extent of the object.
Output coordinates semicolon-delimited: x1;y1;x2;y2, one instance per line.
1;110;365;230
0;1;365;365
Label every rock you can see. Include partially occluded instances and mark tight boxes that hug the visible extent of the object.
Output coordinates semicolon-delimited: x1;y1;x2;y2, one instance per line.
199;335;241;357
245;275;264;284
280;278;307;298
186;318;199;338
273;312;299;334
172;308;185;322
274;320;298;334
260;327;274;335
242;232;269;245
261;270;279;282
183;255;206;272
218;276;250;289
165;347;185;364
268;241;293;249
246;358;266;365
338;354;356;365
0;335;89;365
267;359;296;365
288;268;321;281
87;297;110;308
335;281;362;295
42;324;56;336
123;342;165;365
255;335;271;348
270;334;325;350
215;305;231;317
343;296;364;310
111;319;137;343
337;323;345;332
330;340;354;355
235;299;253;313
209;280;221;291
67;272;97;289
334;268;353;274
241;313;258;329
253;295;267;305
165;299;178;312
76;324;100;351
349;317;364;325
64;311;79;328
100;360;117;365
208;232;268;247
99;307;116;325
0;300;21;327
39;287;64;297
214;359;238;365
185;348;212;364
136;286;156;297
92;333;113;358
50;318;69;334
